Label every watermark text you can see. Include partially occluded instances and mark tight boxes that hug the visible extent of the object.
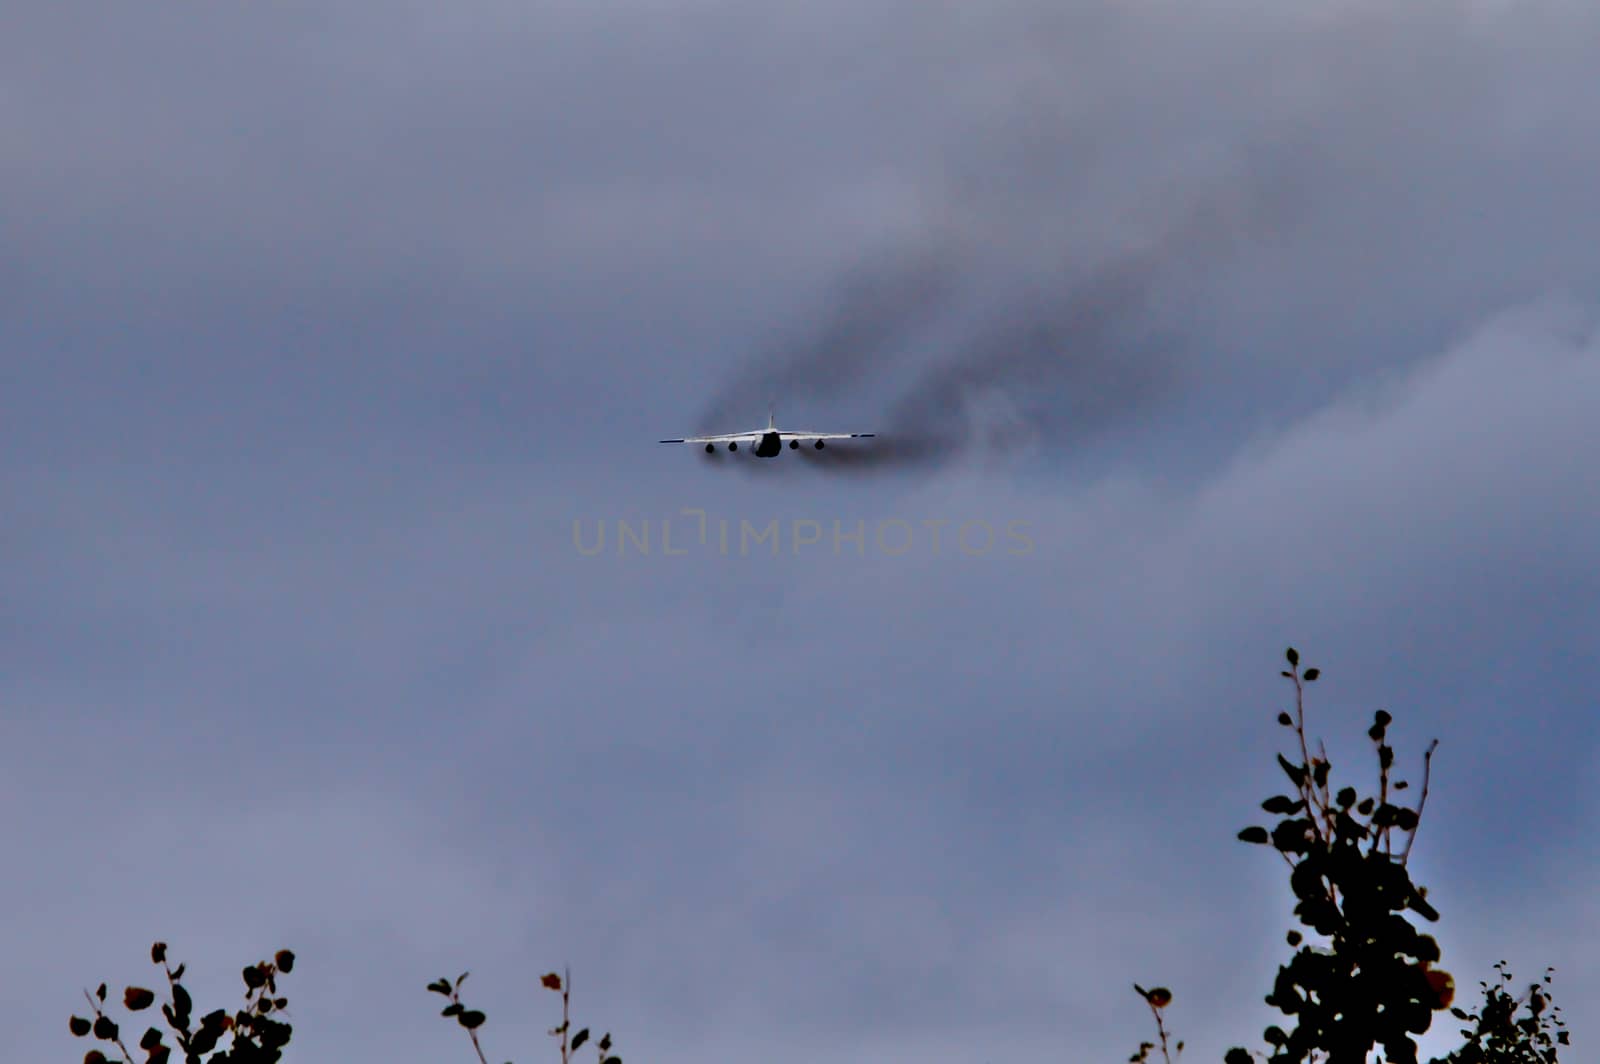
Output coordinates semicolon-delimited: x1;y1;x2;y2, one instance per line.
572;510;1034;557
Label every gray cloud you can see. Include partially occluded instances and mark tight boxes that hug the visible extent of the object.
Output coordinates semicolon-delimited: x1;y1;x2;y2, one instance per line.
11;295;1595;1062
5;1;1600;1062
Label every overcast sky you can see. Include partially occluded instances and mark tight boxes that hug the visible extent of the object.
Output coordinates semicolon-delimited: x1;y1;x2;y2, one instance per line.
4;1;1597;1061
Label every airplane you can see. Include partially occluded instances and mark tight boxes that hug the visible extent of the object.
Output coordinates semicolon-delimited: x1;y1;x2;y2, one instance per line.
660;409;875;457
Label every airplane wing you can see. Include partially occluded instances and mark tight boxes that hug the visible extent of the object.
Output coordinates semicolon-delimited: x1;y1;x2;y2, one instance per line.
659;431;765;444
775;431;876;440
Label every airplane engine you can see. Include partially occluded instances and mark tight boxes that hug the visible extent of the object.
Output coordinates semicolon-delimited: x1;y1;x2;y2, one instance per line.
814;439;825;449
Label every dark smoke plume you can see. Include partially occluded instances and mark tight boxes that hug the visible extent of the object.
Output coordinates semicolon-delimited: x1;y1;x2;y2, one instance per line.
696;162;1296;477
694;236;964;435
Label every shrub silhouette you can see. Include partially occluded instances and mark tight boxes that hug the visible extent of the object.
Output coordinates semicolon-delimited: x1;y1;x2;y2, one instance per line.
66;944;620;1064
69;647;1566;1063
68;942;294;1063
424;967;621;1064
1437;961;1566;1064
1134;648;1568;1064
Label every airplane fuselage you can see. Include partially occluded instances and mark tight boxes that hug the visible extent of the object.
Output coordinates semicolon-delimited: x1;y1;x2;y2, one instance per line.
709;430;825;457
668;410;861;455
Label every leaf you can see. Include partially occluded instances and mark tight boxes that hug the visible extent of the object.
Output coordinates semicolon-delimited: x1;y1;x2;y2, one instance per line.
1145;987;1172;1007
1425;969;1456;1009
93;1015;117;1040
1277;753;1305;786
1374;709;1392;727
84;1052;108;1064
1261;795;1302;815
1272;818;1313;855
1285;647;1299;666
1357;797;1375;815
151;943;167;965
1336;787;1356;809
140;1026;164;1050
442;1004;464;1017
1409;890;1441;921
572;1028;590;1050
459;1009;486;1030
1237;826;1270;844
170;963;185;981
1276;712;1293;726
427;980;452;995
274;950;295;974
124;987;156;1011
189;1025;220;1057
1285;930;1302;946
456;972;469;989
541;972;563;991
1303;668;1320;681
96;984;107;1003
70;1016;92;1037
243;965;266;990
1264;1025;1287;1046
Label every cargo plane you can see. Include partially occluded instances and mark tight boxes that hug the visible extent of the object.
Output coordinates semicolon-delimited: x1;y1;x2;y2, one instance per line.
660;409;875;457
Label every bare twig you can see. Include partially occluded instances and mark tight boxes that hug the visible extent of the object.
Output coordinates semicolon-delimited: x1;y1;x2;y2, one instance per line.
548;964;573;1064
1291;672;1320;831
466;1022;490;1064
1148;1000;1175;1064
1400;739;1439;866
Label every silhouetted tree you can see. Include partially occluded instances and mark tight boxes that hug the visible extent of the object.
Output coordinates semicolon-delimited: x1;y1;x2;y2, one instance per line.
1134;648;1568;1064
